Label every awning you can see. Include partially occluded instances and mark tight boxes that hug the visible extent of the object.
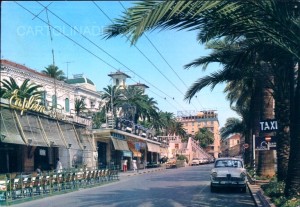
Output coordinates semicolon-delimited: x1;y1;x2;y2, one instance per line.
75;127;95;151
147;142;161;153
0;108;25;145
127;141;142;157
39;118;66;147
16;112;48;147
111;137;129;151
58;121;81;150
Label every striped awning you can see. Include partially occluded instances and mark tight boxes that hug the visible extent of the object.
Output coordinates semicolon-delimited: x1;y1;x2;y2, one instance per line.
0;108;26;145
127;141;142;157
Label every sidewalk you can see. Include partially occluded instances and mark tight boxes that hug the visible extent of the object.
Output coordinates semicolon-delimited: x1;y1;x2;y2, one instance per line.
247;182;276;207
119;166;166;178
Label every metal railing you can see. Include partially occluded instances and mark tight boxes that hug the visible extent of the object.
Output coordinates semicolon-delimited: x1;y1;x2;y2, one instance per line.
0;167;120;205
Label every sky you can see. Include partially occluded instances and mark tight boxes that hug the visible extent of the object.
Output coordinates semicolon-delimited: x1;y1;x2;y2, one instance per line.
1;1;239;128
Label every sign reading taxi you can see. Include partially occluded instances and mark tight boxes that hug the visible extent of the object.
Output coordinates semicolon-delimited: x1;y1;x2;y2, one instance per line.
259;119;278;132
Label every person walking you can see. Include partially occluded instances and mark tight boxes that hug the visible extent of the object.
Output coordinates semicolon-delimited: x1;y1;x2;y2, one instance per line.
132;159;137;172
123;159;128;172
56;158;63;173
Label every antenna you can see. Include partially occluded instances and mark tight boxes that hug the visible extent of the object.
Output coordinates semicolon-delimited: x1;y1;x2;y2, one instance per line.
64;61;74;79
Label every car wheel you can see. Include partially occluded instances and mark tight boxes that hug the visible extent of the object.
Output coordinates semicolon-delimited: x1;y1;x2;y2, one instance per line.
241;186;246;193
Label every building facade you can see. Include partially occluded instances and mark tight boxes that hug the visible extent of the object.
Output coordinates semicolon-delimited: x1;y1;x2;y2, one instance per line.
177;110;221;158
0;60;165;174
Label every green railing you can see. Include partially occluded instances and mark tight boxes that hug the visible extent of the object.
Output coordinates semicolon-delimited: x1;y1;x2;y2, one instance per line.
0;167;119;206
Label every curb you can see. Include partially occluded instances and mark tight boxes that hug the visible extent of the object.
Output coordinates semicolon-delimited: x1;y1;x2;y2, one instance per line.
247;182;276;207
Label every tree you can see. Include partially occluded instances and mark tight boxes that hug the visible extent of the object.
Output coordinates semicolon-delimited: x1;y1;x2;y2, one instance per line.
101;85;123;116
0;77;43;100
74;98;86;116
41;64;66;81
104;0;300;196
195;128;214;148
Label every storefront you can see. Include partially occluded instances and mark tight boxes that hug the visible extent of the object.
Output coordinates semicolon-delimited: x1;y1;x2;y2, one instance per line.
0;98;94;173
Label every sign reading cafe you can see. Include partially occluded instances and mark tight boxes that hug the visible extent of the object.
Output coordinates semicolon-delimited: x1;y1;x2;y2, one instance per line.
8;89;91;126
9;89;47;115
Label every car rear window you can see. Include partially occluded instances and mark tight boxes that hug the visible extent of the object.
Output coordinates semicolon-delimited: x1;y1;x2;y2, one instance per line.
215;159;243;168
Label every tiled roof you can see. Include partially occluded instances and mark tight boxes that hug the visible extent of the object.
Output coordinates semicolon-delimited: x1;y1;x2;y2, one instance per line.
0;59;48;78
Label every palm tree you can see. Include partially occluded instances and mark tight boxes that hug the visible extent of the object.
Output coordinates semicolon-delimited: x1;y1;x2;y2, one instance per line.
104;0;300;196
41;64;66;81
101;85;123;116
74;98;86;116
1;77;43;100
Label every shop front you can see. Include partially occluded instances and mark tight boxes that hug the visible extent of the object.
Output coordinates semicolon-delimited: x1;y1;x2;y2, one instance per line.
0;99;94;173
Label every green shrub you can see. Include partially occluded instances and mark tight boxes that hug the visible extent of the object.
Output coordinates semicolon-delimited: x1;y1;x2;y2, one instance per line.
261;179;300;207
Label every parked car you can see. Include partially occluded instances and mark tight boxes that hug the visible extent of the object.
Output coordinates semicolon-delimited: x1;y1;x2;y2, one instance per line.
191;158;200;166
199;157;207;165
166;158;177;168
210;157;247;193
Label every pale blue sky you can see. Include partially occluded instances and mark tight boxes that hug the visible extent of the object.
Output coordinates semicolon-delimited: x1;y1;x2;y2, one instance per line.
1;1;239;127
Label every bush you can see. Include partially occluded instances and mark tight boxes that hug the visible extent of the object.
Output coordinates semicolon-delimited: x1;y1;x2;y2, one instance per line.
261;179;300;207
176;155;188;162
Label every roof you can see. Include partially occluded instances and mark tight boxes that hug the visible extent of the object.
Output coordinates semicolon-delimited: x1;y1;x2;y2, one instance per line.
108;70;131;78
65;77;94;85
0;59;48;78
131;83;149;88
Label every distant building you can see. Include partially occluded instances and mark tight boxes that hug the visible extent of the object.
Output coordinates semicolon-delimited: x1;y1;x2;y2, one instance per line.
221;134;242;157
177;110;221;158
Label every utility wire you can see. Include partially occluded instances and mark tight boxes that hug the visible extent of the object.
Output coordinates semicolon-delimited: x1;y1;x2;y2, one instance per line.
93;1;186;97
117;1;203;111
15;1;182;111
92;1;186;110
34;1;183;106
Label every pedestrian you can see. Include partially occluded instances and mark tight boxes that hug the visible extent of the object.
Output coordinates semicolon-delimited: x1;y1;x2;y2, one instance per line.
56;158;63;173
36;164;42;174
123;159;128;172
132;159;137;172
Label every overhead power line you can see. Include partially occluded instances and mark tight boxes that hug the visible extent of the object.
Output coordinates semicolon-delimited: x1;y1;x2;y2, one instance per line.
15;1;184;111
117;1;203;111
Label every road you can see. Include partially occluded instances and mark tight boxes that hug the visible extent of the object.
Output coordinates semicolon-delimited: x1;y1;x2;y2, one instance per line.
13;164;255;207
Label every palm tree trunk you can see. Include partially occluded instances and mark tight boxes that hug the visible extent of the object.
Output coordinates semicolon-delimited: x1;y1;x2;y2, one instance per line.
285;63;300;197
257;78;275;177
274;63;291;181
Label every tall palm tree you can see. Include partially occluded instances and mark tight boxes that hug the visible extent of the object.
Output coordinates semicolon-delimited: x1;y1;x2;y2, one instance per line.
41;64;66;81
101;85;123;116
104;0;300;196
0;77;43;100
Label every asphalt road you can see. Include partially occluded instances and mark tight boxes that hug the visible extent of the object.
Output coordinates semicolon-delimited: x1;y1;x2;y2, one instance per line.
12;164;255;207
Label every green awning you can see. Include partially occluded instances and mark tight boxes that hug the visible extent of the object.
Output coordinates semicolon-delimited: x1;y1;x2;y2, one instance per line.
111;137;129;151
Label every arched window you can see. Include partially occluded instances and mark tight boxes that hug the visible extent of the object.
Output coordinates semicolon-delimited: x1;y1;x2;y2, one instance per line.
65;98;70;112
41;91;47;106
52;95;57;108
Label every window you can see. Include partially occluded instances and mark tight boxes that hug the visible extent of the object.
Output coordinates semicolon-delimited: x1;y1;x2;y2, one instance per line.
52;95;57;108
41;91;47;106
116;79;119;86
237;140;240;144
65;98;70;112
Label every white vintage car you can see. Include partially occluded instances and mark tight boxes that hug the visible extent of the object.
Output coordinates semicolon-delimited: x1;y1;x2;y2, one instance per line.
210;158;247;193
